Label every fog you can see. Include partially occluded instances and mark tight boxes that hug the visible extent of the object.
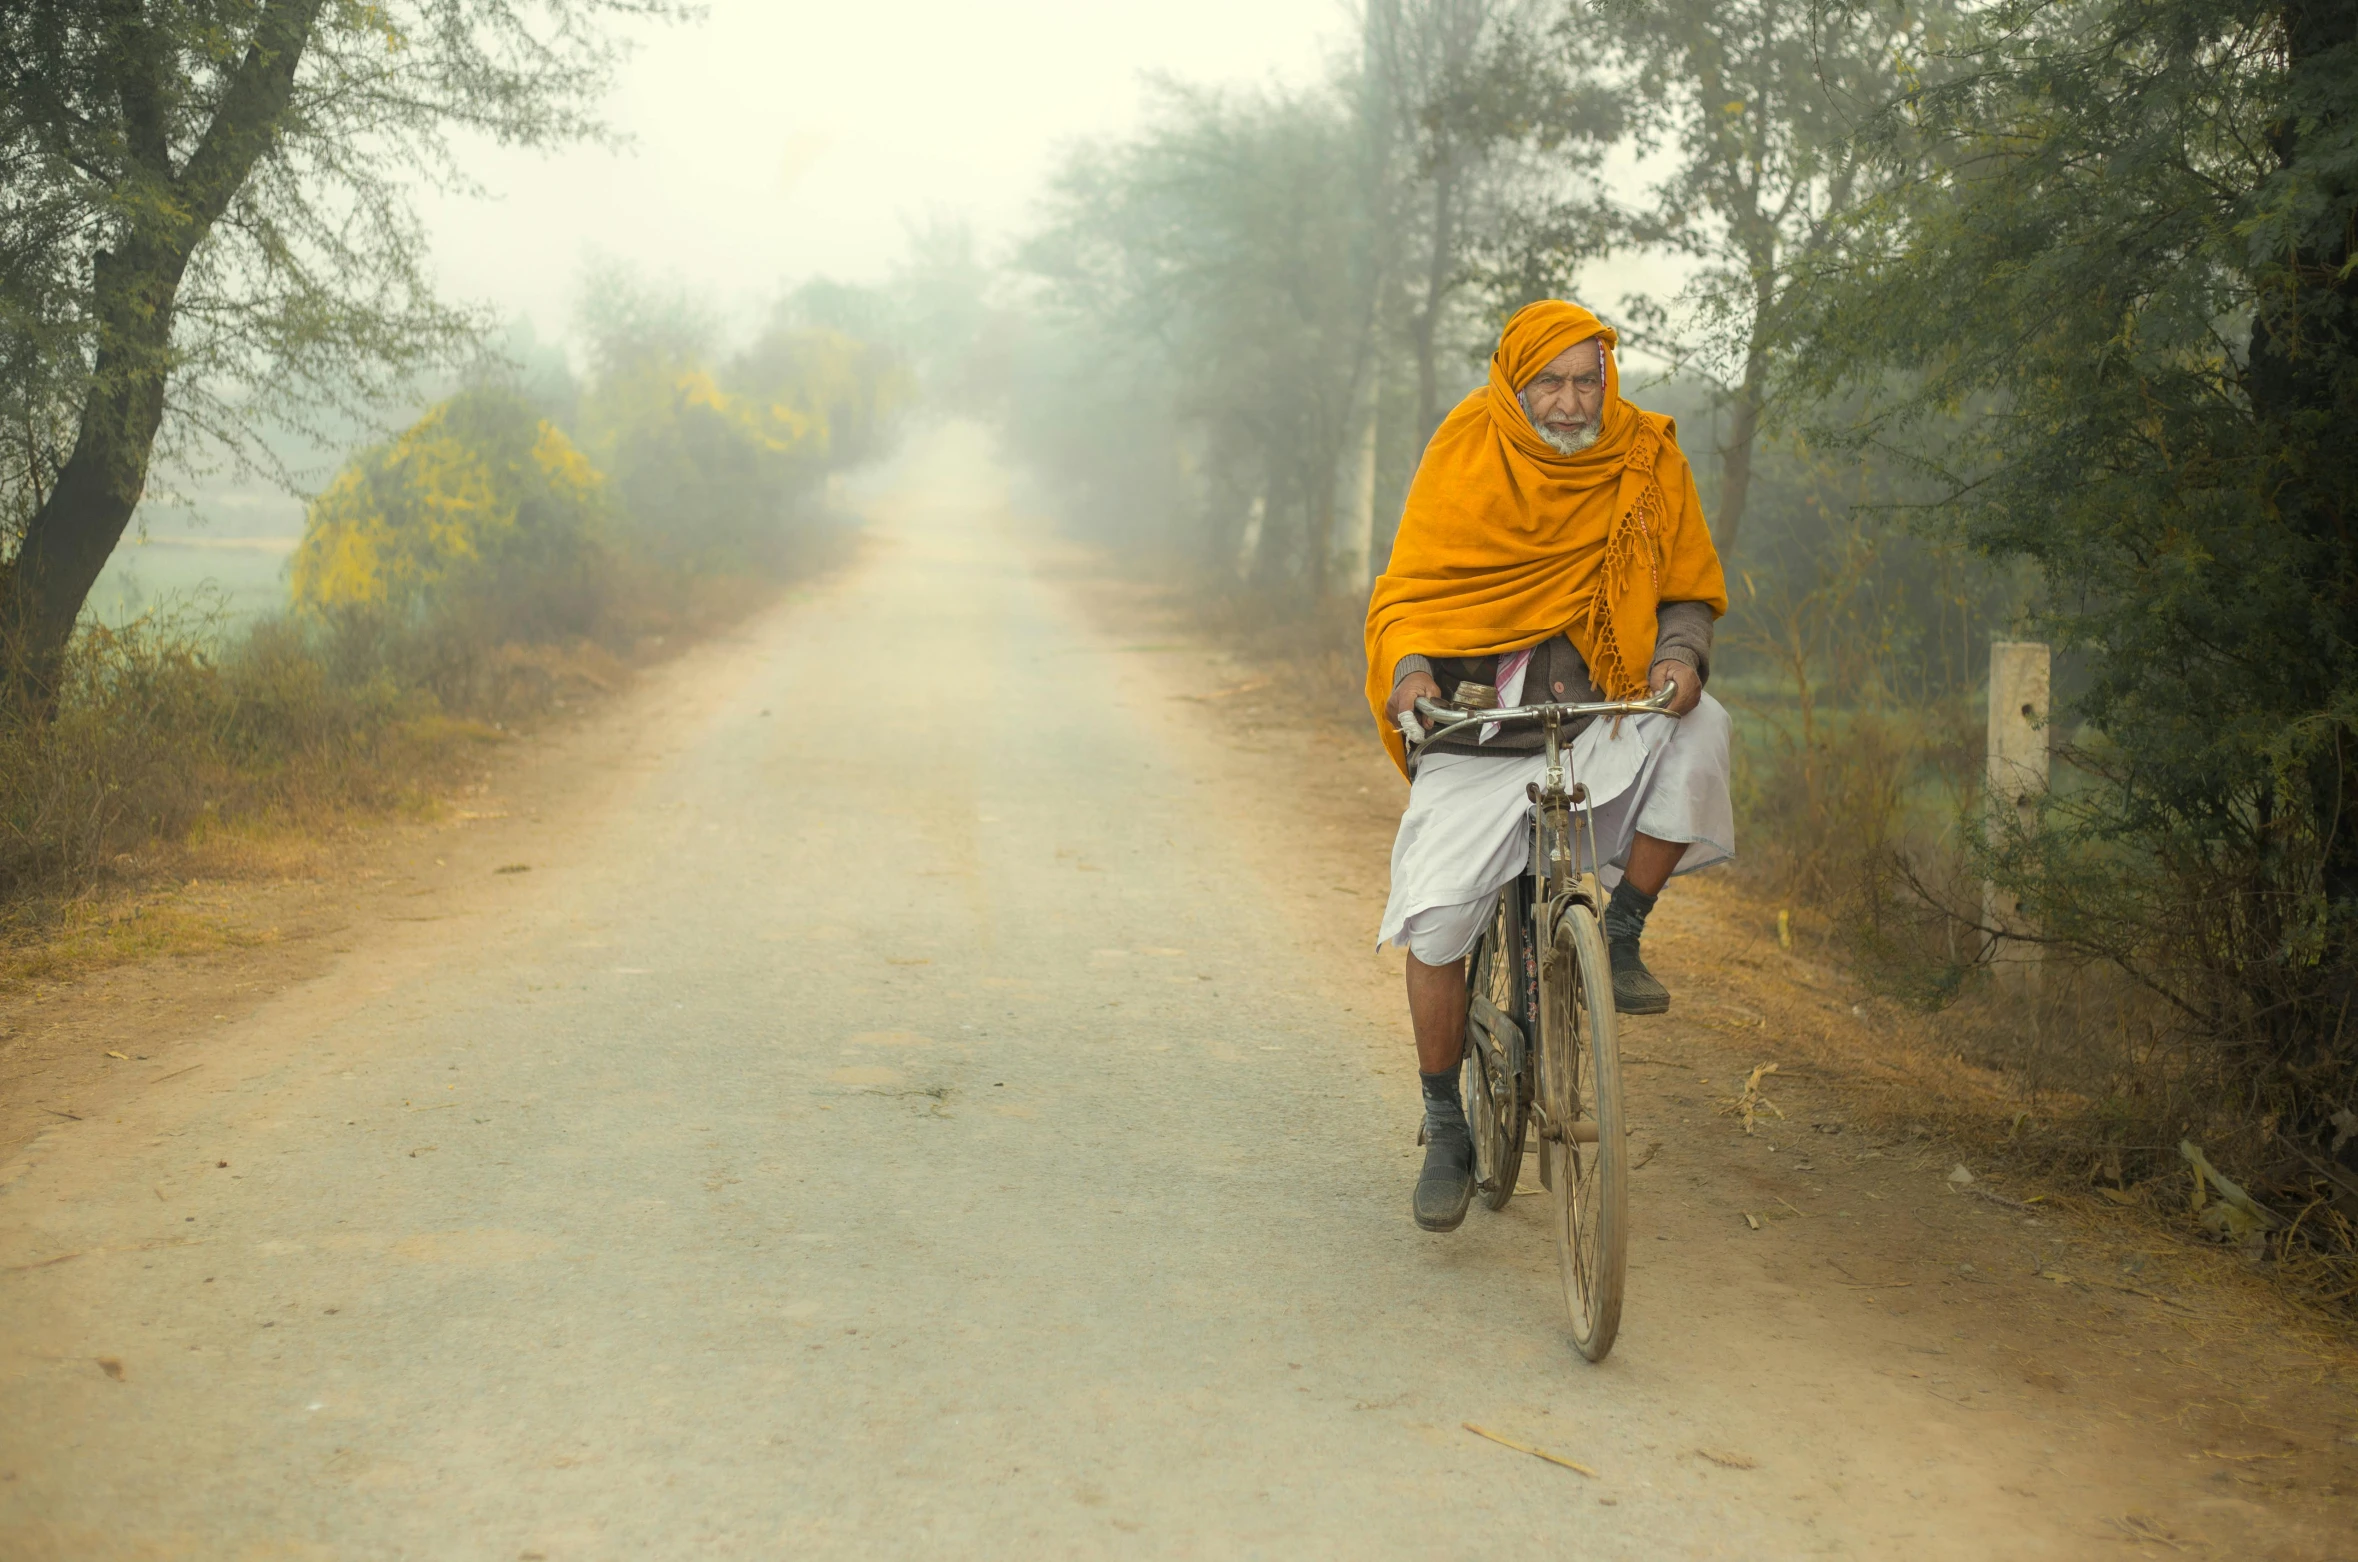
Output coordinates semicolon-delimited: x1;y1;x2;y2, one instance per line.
419;0;1347;341
90;0;1346;610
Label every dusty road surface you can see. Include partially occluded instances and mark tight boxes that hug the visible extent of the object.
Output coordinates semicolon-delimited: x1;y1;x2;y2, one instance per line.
3;429;2349;1559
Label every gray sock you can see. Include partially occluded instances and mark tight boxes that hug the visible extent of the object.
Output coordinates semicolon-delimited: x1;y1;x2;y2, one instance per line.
1421;1068;1466;1134
1603;879;1658;948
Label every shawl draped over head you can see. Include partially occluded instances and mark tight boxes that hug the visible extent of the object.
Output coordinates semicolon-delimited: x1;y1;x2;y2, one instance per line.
1363;299;1729;777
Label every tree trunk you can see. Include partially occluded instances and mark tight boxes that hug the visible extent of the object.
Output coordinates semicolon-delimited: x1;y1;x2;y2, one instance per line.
1335;383;1380;593
1712;254;1780;565
2246;1;2355;406
1236;493;1267;582
1340;0;1394;601
1713;353;1767;565
1;0;327;710
1412;152;1461;450
1307;483;1334;602
3;243;183;708
2243;0;2358;1118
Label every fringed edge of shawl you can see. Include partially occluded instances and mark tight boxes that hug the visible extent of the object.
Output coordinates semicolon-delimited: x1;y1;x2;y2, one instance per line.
1582;425;1669;699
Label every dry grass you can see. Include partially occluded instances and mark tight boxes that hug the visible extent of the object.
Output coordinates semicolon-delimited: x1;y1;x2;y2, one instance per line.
0;554;802;992
1656;874;2358;1364
1685;869;2358;1330
0;896;270;987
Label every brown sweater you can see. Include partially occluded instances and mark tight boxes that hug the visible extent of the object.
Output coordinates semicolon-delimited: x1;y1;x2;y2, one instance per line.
1390;600;1716;757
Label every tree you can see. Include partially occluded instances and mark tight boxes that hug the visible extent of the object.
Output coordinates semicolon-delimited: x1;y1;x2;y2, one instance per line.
1497;0;1931;562
1370;0;1615;447
1022;82;1375;597
1789;0;2358;1178
0;0;676;705
1371;0;1495;452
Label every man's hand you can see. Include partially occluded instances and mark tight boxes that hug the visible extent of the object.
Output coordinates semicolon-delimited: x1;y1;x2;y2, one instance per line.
1387;670;1444;731
1650;658;1701;716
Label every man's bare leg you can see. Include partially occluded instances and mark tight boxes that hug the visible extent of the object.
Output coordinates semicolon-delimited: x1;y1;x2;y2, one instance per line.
1406;953;1469;1074
1606;832;1690;1013
1405;951;1475;1232
1622;832;1688;898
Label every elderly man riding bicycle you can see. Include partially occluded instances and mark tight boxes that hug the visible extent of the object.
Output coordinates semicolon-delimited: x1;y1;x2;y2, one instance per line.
1365;300;1733;1235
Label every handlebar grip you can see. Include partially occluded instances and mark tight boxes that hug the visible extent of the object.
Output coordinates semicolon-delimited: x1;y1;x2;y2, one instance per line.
1395;711;1425;747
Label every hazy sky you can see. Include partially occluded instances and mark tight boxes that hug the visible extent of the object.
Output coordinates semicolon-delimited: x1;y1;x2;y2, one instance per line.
421;0;1352;341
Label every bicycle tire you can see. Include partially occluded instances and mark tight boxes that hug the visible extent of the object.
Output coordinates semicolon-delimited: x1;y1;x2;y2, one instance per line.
1540;897;1628;1362
1462;888;1531;1211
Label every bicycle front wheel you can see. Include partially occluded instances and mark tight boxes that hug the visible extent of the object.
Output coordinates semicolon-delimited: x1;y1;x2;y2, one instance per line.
1540;897;1629;1362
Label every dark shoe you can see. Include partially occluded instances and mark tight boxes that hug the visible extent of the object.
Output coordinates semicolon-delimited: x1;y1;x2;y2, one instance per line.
1610;938;1670;1015
1413;1117;1475;1232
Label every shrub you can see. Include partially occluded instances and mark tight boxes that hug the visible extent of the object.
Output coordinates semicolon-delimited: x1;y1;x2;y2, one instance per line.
292;386;612;640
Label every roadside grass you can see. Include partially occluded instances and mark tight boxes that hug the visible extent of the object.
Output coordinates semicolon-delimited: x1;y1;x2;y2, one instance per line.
1658;876;2358;1364
0;558;812;994
1720;742;2332;1309
0;893;276;988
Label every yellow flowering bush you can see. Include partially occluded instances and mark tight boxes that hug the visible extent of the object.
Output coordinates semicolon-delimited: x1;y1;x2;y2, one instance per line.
292;387;608;620
581;327;913;570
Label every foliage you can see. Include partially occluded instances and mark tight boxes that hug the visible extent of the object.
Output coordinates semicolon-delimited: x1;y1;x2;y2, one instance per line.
1004;6;1629;605
0;254;913;907
574;268;914;573
1461;0;1946;564
1786;0;2358;1203
290;387;608;632
0;605;424;896
0;0;680;693
1019;81;1379;595
1370;0;1618;444
1725;499;1999;1006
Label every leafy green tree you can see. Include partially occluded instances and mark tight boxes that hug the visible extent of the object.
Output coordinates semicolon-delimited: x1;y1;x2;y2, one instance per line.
1369;0;1500;450
1791;0;2358;1175
0;0;676;704
1483;0;1932;562
1000;17;1606;599
1022;82;1375;597
1373;0;1617;443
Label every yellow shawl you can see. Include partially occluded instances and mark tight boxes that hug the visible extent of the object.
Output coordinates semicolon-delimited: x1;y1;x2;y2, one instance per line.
1363;300;1727;775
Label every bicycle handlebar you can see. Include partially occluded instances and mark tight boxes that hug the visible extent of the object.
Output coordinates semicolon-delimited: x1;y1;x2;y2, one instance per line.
1396;683;1680;751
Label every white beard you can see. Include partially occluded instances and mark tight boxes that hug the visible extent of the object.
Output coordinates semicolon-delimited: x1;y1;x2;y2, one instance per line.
1532;416;1601;456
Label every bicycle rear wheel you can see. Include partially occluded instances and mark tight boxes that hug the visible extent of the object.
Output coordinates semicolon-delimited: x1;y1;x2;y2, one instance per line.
1462;887;1532;1211
1540;897;1628;1361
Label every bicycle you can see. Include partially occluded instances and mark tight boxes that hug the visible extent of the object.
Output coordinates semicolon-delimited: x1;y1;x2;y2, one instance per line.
1397;681;1678;1362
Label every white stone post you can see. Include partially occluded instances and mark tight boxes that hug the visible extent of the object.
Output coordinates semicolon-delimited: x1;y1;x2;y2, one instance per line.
1985;640;2050;982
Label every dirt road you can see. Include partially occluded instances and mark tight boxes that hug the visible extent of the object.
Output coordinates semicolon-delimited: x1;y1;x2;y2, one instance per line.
2;429;2349;1559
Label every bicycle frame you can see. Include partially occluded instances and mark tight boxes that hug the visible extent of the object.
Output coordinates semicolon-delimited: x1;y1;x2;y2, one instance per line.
1533;706;1598;907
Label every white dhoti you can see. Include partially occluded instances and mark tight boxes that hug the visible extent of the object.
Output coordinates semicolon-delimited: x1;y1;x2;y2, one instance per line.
1376;693;1736;965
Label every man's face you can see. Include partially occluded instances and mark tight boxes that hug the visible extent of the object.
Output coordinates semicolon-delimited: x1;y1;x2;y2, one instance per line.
1518;340;1607;454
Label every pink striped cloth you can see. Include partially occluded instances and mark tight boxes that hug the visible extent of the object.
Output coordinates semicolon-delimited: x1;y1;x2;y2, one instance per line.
1480;647;1535;745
